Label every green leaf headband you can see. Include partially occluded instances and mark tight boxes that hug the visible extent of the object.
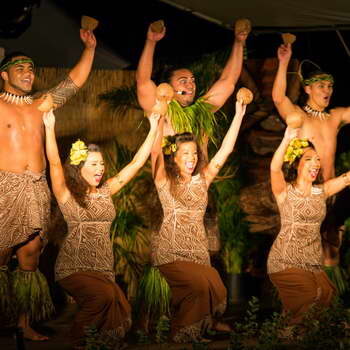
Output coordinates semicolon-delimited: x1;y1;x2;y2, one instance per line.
70;139;88;165
0;58;34;72
303;74;334;86
161;136;177;155
284;138;310;165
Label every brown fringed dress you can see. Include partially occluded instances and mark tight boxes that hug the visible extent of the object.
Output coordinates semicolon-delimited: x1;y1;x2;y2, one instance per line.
267;184;336;325
56;183;131;347
152;174;227;342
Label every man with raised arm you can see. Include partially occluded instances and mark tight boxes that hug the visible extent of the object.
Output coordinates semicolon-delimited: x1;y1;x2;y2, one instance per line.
272;42;350;289
0;28;96;341
136;20;250;141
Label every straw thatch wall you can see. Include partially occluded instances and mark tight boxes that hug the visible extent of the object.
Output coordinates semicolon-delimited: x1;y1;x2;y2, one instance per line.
34;68;146;151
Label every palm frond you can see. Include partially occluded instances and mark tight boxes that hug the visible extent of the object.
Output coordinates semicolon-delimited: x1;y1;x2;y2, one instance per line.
99;85;140;115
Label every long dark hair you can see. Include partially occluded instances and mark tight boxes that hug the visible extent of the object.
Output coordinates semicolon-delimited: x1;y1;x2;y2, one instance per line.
64;143;102;208
163;132;206;195
282;142;323;184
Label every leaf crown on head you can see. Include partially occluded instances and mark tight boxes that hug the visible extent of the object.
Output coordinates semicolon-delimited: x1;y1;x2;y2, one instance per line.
302;74;334;86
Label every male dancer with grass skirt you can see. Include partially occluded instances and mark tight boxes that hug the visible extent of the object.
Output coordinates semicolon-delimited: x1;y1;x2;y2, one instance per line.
0;28;96;341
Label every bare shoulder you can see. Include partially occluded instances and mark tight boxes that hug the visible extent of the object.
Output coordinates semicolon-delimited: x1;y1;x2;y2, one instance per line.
329;106;347;125
330;106;345;116
295;105;307;117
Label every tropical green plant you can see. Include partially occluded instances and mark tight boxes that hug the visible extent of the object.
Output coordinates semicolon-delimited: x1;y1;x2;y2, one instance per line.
295;298;350;350
228;297;350;350
334;149;350;297
99;85;139;114
336;150;350;176
212;158;249;274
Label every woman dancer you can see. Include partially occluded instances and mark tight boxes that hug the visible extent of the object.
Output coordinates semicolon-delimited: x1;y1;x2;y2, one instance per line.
151;101;246;343
268;127;350;327
43;110;160;349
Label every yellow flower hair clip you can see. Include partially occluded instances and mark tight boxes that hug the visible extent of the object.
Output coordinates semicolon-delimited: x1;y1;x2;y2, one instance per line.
70;139;88;165
161;137;177;155
284;138;309;165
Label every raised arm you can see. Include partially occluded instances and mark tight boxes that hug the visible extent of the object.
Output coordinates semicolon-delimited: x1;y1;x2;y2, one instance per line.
203;29;248;112
151;116;167;184
203;101;246;186
270;127;298;201
272;44;298;120
339;106;350;125
43;111;70;204
107;113;160;195
136;23;166;114
324;172;350;198
48;29;96;109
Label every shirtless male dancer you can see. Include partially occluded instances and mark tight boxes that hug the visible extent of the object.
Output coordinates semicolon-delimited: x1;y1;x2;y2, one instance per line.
136;20;249;139
272;43;350;275
0;28;96;340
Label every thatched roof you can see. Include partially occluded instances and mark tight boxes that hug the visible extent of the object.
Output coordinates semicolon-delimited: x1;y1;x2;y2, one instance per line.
35;67;147;151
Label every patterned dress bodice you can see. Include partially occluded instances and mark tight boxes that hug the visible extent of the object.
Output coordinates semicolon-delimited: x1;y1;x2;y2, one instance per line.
55;183;116;282
267;184;326;274
152;173;210;266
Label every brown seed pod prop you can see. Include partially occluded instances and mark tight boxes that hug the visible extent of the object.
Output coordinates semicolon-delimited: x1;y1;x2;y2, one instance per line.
150;20;165;33
81;16;99;31
282;33;296;45
236;87;254;105
156;83;174;102
286;112;303;129
37;94;54;112
235;18;251;35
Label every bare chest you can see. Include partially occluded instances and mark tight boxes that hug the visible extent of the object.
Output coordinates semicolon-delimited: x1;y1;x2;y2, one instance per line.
0;101;44;138
300;114;338;149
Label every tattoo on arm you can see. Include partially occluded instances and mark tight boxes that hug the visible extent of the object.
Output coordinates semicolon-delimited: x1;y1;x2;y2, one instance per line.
48;76;79;109
215;163;222;169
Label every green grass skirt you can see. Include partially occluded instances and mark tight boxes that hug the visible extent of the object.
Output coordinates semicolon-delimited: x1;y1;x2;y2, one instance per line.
324;265;349;296
11;269;55;321
136;265;171;318
0;266;12;315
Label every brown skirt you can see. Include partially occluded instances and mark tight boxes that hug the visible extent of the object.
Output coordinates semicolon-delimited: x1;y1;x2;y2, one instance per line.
59;271;131;347
158;260;227;343
269;267;336;325
0;169;50;250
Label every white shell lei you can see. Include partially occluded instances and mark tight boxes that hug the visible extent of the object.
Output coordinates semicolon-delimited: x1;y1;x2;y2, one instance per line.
0;91;33;105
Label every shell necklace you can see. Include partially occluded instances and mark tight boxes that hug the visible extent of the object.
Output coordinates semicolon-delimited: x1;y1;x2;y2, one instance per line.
303;104;330;120
0;91;33;105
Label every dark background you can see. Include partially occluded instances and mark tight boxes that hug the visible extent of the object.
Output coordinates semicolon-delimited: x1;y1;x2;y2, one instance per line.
2;0;350;151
